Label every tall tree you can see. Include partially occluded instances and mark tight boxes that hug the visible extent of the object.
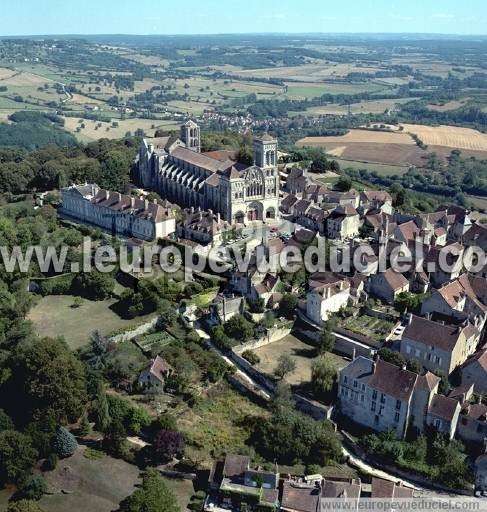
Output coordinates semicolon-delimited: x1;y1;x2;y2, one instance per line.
311;355;337;397
119;469;180;512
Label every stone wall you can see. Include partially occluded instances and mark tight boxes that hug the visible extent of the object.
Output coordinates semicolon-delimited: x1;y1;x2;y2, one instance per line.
233;325;292;354
109;317;159;343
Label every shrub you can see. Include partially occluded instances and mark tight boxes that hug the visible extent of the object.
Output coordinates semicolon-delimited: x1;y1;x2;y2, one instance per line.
44;453;58;470
53;427;78;458
18;475;47;500
242;350;260;365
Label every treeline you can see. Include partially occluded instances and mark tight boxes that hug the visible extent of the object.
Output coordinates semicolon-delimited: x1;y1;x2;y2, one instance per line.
0;135;138;194
170;46;326;70
399;100;487;131
0;111;77;150
247;88;411;119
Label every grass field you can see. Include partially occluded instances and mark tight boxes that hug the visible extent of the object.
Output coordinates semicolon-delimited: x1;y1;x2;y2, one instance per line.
39;447;141;512
254;334;349;386
401;123;487;152
27;294;157;349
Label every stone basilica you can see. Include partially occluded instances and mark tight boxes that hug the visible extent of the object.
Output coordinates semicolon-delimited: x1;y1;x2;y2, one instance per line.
135;121;280;223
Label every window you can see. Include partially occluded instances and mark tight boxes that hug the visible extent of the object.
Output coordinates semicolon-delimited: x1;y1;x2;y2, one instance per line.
374;415;379;425
380;393;386;404
353;380;358;388
361;383;365;392
396;400;401;411
394;412;400;423
361;395;365;402
343;376;348;384
371;401;376;412
372;390;377;400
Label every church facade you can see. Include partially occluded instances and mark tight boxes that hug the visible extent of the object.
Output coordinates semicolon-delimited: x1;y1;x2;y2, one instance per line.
135;121;280;224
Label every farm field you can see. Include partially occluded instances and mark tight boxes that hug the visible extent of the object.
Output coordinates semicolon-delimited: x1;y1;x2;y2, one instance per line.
253;334;349;386
331;158;409;176
401;123;487;153
27;294;157;349
285;80;386;99
62;116;180;141
297;129;428;167
237;62;384;81
304;97;412;115
427;99;469;112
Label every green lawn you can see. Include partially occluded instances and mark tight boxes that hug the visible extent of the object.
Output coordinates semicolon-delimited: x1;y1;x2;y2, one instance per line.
28;294;157;349
39;447;141;512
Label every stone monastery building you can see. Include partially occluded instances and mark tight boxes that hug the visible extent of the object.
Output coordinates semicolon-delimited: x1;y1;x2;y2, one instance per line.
135;120;280;224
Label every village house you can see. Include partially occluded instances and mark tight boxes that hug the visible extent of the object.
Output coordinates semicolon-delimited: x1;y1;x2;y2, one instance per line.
138;355;172;393
400;315;480;375
60;184;176;242
280;194;298;215
370;477;413;499
420;274;487;331
321;478;362;510
285;167;309;196
306;272;352;325
338;356;459;439
475;449;487;493
426;243;465;287
461;349;487;396
462;223;487;251
359;190;393;215
177;208;231;247
326;205;361;240
206;454;279;511
280;480;321;512
457;400;487;444
368;268;409;304
209;293;245;324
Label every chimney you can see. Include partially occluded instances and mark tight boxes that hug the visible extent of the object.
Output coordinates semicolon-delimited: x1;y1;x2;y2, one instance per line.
217;212;221;224
408;313;413;325
153;198;157;204
130;197;135;208
105;190;110;200
144;199;149;210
